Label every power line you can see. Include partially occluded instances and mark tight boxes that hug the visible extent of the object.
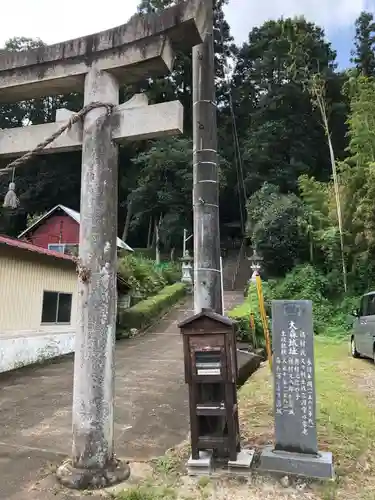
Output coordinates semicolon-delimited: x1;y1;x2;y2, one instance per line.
216;16;247;235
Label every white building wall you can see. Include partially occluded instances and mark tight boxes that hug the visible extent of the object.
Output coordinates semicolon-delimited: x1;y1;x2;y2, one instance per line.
0;246;78;372
0;330;75;372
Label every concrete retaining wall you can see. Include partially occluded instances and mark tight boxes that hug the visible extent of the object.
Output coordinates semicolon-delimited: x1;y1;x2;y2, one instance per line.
0;330;75;373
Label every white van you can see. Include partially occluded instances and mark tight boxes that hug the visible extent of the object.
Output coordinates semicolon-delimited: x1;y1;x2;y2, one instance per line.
351;292;375;361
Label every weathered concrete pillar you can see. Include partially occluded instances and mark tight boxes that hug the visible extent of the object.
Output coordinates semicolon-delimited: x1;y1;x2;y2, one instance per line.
57;68;130;488
192;0;223;314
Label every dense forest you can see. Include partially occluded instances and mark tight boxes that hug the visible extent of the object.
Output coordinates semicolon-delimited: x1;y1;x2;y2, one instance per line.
2;1;375;308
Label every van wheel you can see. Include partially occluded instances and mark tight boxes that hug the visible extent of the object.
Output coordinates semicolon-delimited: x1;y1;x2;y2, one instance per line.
351;337;360;358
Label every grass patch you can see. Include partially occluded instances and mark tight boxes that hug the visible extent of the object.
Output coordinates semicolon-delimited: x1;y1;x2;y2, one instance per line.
114;337;375;499
228;282;272;346
115;484;177;500
240;336;375;498
152;453;182;476
315;340;375;470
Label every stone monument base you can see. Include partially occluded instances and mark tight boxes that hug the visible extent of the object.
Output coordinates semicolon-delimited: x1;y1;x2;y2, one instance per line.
56;458;130;489
259;446;334;479
228;449;255;473
187;451;213;476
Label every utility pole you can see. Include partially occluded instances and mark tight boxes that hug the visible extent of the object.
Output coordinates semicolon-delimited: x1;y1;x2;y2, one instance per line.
192;0;223;315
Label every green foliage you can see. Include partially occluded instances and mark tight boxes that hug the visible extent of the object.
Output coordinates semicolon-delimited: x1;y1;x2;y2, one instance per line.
117;254;181;300
246;183;281;233
228;282;272;346
232;16;345;198
268;264;358;336
0;206;27;237
296;75;375;291
158;261;181;285
133;248;156;260
118;255;167;299
2;11;375;318
152;453;180;475
341;77;375;259
268;264;332;334
0;14;351;258
118;283;186;334
129;137;228;251
137;0;173;13
352;11;375;77
26;211;47;227
116;484;177;500
246;183;309;276
347;256;375;294
130;137;193;244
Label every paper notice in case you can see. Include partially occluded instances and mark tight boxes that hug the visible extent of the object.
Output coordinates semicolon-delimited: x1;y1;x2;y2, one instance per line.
197;368;221;375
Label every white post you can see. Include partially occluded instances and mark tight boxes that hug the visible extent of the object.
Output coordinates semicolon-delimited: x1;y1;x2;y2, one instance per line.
155;214;161;265
220;256;224;315
183;228;187;256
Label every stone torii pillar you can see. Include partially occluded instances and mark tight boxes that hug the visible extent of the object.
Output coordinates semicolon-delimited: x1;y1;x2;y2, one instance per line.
0;0;205;488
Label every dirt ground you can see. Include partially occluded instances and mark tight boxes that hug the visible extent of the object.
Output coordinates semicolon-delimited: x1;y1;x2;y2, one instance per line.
0;293;244;500
4;321;375;500
110;340;375;500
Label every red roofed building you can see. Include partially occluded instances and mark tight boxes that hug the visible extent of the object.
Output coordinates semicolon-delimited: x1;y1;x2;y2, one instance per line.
18;204;133;255
0;234;78;373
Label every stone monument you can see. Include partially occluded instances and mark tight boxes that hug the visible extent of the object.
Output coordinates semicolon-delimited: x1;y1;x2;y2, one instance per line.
0;0;207;489
259;300;334;479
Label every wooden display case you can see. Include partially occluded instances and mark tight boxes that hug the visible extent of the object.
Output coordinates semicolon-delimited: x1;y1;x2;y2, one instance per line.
179;308;241;461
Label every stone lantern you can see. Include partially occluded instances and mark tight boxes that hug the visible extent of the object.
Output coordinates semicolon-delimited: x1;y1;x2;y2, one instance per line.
181;250;193;291
248;247;263;283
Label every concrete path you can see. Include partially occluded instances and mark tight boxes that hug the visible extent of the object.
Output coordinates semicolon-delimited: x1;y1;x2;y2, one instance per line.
0;291;243;499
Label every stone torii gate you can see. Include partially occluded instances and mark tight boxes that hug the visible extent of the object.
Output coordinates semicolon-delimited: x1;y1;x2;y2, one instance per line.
0;1;206;488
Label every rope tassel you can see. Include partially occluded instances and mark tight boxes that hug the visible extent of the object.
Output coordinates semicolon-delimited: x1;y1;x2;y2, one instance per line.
3;182;19;208
1;102;114;209
3;168;19;208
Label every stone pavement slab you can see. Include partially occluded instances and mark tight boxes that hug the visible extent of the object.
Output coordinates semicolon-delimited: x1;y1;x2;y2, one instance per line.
0;292;243;499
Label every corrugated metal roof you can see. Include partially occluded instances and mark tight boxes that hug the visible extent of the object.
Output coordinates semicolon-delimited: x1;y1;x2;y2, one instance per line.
18;204;133;252
0;235;75;262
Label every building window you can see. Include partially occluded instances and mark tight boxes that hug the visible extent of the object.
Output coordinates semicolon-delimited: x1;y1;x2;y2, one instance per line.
48;244;66;254
41;291;72;324
48;244;79;256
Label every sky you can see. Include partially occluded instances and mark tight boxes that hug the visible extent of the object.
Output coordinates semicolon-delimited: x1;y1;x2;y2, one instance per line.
1;0;375;68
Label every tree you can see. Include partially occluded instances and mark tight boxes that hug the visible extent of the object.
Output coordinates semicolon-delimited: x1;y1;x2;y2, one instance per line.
352;12;375;77
137;0;235;130
0;11;353;268
246;183;309;276
129;137;193;250
341;76;375;259
298;174;344;273
231;17;347;198
308;73;347;291
128;134;229;250
0;37;84;236
135;0;239;235
300;72;375;288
